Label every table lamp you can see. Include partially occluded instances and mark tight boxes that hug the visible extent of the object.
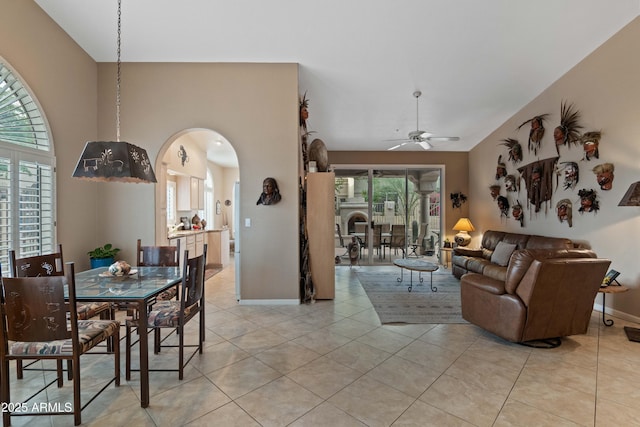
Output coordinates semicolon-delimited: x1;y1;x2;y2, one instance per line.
453;217;475;246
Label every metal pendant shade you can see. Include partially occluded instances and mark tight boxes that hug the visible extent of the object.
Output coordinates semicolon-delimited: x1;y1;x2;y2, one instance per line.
72;0;156;183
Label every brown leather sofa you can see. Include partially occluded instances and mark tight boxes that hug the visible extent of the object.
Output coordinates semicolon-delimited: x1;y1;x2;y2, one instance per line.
451;230;574;280
460;248;610;345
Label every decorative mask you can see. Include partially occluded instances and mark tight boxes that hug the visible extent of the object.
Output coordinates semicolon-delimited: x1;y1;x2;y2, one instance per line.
557;161;579;190
578;188;599;213
518;114;548;156
505;175;518;192
581;131;601;161
512;200;524;227
592;163;614;190
554;101;583;154
500;138;523;164
556;199;573;227
496;155;507;180
497;195;510;217
489;185;501;200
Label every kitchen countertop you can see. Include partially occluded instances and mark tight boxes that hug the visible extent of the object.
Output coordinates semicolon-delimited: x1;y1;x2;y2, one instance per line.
168;229;205;239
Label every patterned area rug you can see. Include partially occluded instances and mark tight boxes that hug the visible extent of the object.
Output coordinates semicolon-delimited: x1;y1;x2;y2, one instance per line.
356;267;467;324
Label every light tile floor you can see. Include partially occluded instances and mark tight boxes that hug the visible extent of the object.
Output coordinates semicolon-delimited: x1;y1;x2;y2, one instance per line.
5;261;640;426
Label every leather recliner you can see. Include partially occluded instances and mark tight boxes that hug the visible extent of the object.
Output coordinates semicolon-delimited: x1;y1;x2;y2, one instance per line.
460;248;610;345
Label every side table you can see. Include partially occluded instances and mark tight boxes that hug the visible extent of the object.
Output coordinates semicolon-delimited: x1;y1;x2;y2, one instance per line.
598;285;629;326
440;247;453;269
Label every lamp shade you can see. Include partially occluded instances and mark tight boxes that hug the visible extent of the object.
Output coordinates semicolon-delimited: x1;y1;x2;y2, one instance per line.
618;181;640;206
453;217;475;247
72;141;157;183
453;218;475;232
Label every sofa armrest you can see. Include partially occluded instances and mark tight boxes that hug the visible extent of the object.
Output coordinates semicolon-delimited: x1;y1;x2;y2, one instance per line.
454;247;483;257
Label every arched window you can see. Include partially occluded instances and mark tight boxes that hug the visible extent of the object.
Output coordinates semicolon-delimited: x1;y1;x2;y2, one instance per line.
0;58;56;274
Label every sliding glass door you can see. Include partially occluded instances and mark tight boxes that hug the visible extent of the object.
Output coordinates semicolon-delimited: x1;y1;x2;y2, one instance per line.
334;166;441;266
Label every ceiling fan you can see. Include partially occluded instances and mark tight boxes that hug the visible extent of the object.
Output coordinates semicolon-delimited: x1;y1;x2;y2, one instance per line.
387;91;460;150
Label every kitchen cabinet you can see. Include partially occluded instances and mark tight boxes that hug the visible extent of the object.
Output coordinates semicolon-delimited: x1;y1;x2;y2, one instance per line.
168;230;205;268
177;176;204;210
207;229;230;268
306;172;335;299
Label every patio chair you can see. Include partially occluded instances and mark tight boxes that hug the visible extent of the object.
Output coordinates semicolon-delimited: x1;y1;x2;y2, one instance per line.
125;245;207;380
0;262;120;426
390;224;406;256
335;223;349;258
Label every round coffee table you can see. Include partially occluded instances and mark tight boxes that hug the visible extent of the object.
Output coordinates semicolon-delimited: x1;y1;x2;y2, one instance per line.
393;258;439;292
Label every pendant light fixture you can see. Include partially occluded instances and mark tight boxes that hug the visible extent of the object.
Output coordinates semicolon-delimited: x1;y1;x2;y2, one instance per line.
72;0;156;183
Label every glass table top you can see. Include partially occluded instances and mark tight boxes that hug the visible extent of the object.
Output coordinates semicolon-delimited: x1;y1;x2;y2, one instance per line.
72;266;182;300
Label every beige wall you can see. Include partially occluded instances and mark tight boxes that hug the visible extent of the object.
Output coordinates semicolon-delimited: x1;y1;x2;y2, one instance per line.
97;62;300;301
329;151;470;236
469;17;640;321
0;1;100;269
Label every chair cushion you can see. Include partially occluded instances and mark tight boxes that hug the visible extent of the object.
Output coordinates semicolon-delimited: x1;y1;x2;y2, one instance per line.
9;320;120;355
156;287;178;301
147;301;197;327
491;242;517;266
77;301;112;320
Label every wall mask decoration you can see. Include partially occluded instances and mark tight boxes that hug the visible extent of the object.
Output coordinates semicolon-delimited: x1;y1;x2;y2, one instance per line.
578;188;599;213
497;195;510;217
505;174;519;192
554;101;583;155
256;177;282;205
556;161;579;190
177;145;189;166
556;199;573;227
495;155;507;180
299;91;309;131
500;138;523;164
518;114;548;156
581;131;601;161
512;200;524;227
592;162;614;190
450;192;467;209
489;184;501;200
517;156;559;213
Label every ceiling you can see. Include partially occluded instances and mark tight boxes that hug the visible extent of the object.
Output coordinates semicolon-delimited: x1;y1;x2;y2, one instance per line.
35;0;639;163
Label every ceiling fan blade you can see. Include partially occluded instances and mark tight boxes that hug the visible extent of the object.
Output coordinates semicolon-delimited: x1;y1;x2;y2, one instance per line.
388;142;409;150
417;140;433;150
426;136;460;142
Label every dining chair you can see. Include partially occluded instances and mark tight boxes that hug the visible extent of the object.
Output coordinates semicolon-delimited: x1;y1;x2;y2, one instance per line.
8;245;114;379
0;262;120;426
125;244;207;380
137;238;181;302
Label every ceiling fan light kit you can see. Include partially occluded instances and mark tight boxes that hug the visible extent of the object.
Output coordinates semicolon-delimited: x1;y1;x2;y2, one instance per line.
386;90;459;150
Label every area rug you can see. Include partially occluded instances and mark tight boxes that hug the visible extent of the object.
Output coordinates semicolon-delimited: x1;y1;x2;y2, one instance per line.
356;268;467;324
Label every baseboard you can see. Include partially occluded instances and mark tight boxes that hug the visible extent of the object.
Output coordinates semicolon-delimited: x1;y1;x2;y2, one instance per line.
594;303;640;325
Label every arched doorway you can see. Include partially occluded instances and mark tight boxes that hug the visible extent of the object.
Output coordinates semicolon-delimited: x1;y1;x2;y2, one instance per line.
154;128;239;257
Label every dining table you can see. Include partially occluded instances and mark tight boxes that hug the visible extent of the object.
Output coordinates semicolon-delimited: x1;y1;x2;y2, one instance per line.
72;265;182;408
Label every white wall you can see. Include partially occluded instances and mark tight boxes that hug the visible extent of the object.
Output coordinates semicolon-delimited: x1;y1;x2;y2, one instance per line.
469;17;640;320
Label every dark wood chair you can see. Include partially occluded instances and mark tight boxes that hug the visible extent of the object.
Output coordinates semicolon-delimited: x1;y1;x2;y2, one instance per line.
137;238;180;302
8;245;114;379
126;245;207;380
0;262;120;426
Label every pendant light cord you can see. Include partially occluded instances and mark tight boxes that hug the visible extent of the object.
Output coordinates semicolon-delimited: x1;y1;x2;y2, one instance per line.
116;0;122;142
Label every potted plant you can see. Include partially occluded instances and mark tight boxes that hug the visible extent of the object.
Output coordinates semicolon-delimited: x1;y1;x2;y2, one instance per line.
88;243;121;269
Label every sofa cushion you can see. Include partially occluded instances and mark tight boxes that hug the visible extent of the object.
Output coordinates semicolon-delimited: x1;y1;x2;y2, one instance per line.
483;264;508;281
491;241;517;266
467;257;492;274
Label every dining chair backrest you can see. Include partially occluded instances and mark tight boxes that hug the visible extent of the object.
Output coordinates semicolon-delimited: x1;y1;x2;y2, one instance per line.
137;239;180;267
181;243;207;308
9;244;64;277
1;269;74;343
